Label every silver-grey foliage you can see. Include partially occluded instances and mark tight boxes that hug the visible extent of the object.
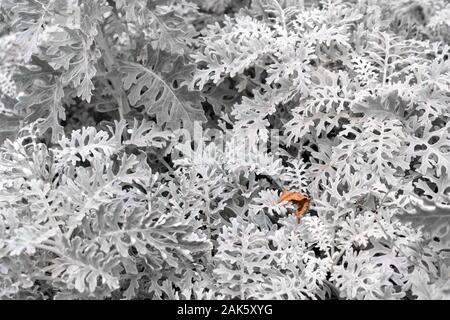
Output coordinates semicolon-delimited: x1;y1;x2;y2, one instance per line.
0;0;449;300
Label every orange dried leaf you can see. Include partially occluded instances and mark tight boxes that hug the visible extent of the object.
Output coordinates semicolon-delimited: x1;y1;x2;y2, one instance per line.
294;197;310;219
279;191;311;221
279;191;307;203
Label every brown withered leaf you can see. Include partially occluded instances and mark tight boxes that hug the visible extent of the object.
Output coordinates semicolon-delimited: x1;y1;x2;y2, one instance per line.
279;191;311;221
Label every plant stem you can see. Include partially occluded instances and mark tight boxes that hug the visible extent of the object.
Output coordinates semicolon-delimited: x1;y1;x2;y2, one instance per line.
95;27;131;119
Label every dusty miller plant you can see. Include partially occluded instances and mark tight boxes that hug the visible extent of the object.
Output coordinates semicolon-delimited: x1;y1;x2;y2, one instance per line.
0;0;449;300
